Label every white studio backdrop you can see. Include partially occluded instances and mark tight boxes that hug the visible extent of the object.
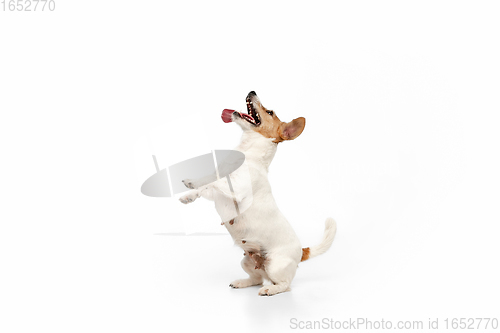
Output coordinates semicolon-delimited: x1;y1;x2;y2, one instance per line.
1;1;499;332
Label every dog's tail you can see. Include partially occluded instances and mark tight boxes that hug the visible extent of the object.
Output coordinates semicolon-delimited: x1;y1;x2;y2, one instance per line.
301;218;337;262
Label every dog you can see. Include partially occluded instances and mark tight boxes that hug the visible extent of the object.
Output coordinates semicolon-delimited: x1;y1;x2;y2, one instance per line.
179;91;337;296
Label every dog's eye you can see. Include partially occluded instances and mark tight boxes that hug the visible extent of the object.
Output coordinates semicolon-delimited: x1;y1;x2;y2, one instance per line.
266;110;274;116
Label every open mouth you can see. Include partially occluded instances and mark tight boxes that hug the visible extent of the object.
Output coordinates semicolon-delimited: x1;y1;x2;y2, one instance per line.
220;92;263;126
243;95;261;126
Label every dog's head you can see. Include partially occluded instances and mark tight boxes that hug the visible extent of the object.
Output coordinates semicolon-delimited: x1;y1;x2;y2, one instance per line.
228;91;306;143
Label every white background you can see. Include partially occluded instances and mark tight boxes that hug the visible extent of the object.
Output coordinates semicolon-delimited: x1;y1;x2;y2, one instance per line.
1;1;499;332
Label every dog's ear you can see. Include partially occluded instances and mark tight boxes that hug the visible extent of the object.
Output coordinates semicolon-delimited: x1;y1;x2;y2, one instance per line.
279;117;306;141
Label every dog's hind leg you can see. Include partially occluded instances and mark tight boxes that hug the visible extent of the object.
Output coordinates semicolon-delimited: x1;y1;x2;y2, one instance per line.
229;255;266;289
258;255;297;296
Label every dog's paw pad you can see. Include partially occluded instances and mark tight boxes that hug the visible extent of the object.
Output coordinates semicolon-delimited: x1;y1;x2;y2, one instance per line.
179;194;195;204
182;179;195;189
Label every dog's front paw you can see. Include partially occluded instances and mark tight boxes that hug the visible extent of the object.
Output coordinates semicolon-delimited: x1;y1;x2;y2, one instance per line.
182;179;195;189
179;191;199;204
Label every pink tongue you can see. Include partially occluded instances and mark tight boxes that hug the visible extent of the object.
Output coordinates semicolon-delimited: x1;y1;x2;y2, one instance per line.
221;109;236;123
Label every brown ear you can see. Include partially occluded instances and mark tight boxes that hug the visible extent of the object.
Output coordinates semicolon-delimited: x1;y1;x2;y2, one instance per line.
279;117;306;141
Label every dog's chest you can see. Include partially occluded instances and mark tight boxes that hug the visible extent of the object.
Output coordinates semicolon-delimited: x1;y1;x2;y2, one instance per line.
222;215;247;239
213;193;238;222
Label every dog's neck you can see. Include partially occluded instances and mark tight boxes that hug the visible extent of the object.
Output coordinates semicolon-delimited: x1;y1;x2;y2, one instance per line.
237;131;278;170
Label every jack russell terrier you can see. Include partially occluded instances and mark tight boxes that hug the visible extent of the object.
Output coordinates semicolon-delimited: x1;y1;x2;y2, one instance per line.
179;91;337;296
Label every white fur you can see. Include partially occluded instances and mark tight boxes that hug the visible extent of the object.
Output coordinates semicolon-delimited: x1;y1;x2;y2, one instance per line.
179;112;337;296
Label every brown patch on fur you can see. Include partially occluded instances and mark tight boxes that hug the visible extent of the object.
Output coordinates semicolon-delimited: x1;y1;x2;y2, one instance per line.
248;94;306;143
247;251;266;269
301;247;311;262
